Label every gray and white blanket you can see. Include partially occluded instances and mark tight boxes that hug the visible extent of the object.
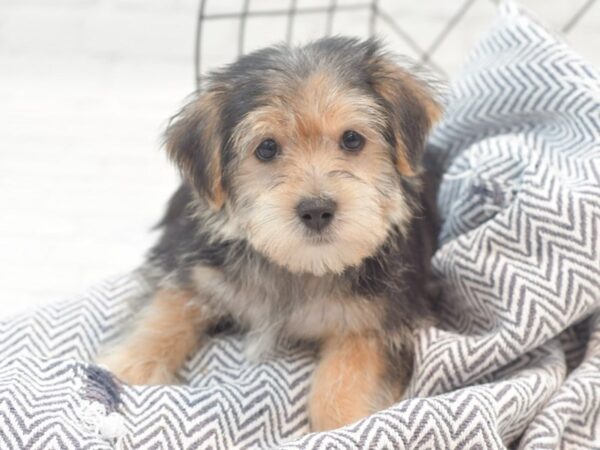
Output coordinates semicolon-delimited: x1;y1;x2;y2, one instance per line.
1;3;598;449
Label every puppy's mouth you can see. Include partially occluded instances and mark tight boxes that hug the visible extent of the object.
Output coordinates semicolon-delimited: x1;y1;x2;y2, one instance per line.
303;230;335;245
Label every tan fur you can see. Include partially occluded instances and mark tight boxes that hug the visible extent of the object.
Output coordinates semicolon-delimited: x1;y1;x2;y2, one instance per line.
370;60;442;177
99;42;440;433
167;91;227;209
198;92;227;209
97;289;209;384
393;131;417;177
230;70;411;276
308;334;395;431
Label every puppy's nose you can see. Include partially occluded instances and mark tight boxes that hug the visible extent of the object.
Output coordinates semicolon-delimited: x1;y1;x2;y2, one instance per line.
296;198;337;232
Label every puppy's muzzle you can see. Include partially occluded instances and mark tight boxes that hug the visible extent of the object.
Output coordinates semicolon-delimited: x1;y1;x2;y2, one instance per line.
296;197;337;232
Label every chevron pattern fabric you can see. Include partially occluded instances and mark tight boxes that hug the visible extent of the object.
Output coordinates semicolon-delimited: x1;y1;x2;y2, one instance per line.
1;2;599;449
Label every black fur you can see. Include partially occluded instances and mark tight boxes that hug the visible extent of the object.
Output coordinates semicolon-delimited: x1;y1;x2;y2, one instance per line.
144;37;441;409
166;37;437;200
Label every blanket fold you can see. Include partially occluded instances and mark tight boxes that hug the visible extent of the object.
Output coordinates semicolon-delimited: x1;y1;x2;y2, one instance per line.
1;2;598;449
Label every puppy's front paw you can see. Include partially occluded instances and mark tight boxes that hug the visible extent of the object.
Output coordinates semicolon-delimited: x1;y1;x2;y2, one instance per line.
308;334;399;431
96;350;179;386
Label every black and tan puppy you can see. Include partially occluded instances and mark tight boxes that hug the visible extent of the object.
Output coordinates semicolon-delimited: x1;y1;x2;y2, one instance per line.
98;37;441;431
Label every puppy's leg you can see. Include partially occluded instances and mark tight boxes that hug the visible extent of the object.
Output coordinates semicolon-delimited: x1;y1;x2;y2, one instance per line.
308;333;407;431
97;288;211;385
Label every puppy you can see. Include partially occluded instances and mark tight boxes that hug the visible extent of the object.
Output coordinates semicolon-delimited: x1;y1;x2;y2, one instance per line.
98;37;441;431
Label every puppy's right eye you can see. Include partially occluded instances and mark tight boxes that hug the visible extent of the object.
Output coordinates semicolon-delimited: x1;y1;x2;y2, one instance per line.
340;130;365;152
255;139;279;161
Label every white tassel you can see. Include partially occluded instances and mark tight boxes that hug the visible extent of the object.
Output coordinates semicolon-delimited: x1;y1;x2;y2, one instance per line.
98;412;127;439
80;400;126;440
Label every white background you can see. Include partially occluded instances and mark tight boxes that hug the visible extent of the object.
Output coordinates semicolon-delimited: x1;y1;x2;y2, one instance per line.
0;0;598;316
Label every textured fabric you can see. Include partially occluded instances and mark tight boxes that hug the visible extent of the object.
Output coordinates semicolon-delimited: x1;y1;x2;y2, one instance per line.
1;2;599;449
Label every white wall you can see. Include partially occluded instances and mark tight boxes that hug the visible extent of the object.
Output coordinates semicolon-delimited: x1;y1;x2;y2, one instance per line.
0;0;198;314
0;0;597;316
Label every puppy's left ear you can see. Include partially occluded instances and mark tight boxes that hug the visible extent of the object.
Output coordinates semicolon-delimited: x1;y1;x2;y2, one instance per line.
369;54;442;177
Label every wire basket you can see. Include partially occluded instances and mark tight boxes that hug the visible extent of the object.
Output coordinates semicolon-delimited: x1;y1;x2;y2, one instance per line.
194;0;597;88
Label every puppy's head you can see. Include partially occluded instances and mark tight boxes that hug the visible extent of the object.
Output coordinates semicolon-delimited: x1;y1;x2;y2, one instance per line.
166;37;441;276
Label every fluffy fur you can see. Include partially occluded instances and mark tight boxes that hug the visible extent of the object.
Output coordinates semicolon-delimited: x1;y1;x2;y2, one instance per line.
98;37;442;432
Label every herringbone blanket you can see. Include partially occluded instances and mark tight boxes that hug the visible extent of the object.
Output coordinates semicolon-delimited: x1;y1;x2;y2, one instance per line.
1;3;598;449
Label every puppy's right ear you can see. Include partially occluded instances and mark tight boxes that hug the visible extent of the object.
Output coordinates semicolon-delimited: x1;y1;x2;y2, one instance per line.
165;91;226;210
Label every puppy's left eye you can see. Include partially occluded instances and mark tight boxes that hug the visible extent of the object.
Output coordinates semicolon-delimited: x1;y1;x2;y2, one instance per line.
255;138;279;161
340;130;365;152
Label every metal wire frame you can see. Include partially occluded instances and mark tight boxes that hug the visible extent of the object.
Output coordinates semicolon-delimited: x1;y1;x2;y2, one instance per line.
194;0;598;88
